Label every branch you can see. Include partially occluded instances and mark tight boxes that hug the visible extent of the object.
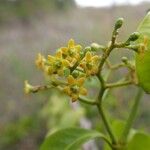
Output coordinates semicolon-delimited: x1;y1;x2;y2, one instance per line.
97;22;119;75
110;63;125;70
78;96;98;105
97;103;117;144
97;74;117;144
31;84;53;93
106;80;133;89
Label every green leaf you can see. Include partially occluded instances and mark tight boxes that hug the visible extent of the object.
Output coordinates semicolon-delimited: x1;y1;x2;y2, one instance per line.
136;51;150;93
111;120;125;139
103;120;137;150
136;12;150;93
40;128;110;150
127;132;150;150
104;120;125;150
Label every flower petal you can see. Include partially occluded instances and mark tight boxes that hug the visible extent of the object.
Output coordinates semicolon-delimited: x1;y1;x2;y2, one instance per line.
74;54;80;61
71;94;79;102
79;62;86;69
24;80;33;94
77;77;85;86
85;52;92;62
80;87;87;95
67;75;75;85
55;51;62;58
35;53;45;69
70;58;77;67
91;67;98;74
61;47;68;54
48;55;55;62
57;69;64;76
92;55;100;62
68;39;75;48
75;45;82;52
62;60;70;67
63;86;71;95
44;66;54;75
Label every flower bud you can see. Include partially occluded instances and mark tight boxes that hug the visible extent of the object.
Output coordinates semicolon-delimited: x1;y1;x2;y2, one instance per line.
55;61;62;68
63;68;70;77
72;70;79;78
128;32;140;41
115;18;124;30
24;80;34;94
121;57;128;64
91;43;100;51
84;46;91;52
86;63;93;69
71;85;79;93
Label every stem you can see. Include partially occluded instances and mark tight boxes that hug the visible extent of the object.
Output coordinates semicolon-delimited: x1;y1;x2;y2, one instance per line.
97;27;118;75
106;80;132;89
115;43;139;53
97;103;117;144
78;96;98;105
110;63;124;70
102;137;114;149
114;42;127;48
97;74;105;89
32;84;53;93
120;88;143;142
97;74;117;145
105;59;113;69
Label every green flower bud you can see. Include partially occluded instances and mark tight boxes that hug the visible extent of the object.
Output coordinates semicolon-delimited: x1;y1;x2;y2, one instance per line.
115;18;124;30
55;61;62;68
80;51;84;58
121;57;128;63
91;43;100;51
84;46;91;52
64;68;70;77
86;63;93;69
128;32;140;41
72;70;79;78
71;85;79;93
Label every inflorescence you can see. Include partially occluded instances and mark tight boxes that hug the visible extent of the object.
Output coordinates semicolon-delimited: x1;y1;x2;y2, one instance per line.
25;39;100;102
24;18;148;102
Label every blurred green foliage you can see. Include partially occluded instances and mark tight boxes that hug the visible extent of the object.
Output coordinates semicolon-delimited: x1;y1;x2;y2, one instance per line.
0;0;75;22
0;115;41;150
40;90;85;132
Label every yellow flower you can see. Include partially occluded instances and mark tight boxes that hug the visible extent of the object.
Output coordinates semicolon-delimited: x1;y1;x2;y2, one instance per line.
63;75;87;102
24;80;34;94
80;51;100;76
35;53;46;69
60;39;82;66
47;51;70;76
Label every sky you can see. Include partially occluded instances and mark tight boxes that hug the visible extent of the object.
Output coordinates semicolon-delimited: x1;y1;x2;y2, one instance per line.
75;0;150;7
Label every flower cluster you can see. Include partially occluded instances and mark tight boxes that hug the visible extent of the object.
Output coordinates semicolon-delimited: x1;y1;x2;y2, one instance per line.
79;51;100;76
63;75;87;102
25;39;100;102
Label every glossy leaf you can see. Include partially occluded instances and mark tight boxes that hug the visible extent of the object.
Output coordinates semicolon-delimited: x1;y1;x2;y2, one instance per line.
40;128;109;150
136;12;150;93
104;120;125;150
127;132;150;150
104;120;137;150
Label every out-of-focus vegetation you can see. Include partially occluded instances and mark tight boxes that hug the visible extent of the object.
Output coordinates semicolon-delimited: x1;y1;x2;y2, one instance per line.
0;0;150;149
0;0;75;23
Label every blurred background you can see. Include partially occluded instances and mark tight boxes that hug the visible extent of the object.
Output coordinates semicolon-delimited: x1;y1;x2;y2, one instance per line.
0;0;150;149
